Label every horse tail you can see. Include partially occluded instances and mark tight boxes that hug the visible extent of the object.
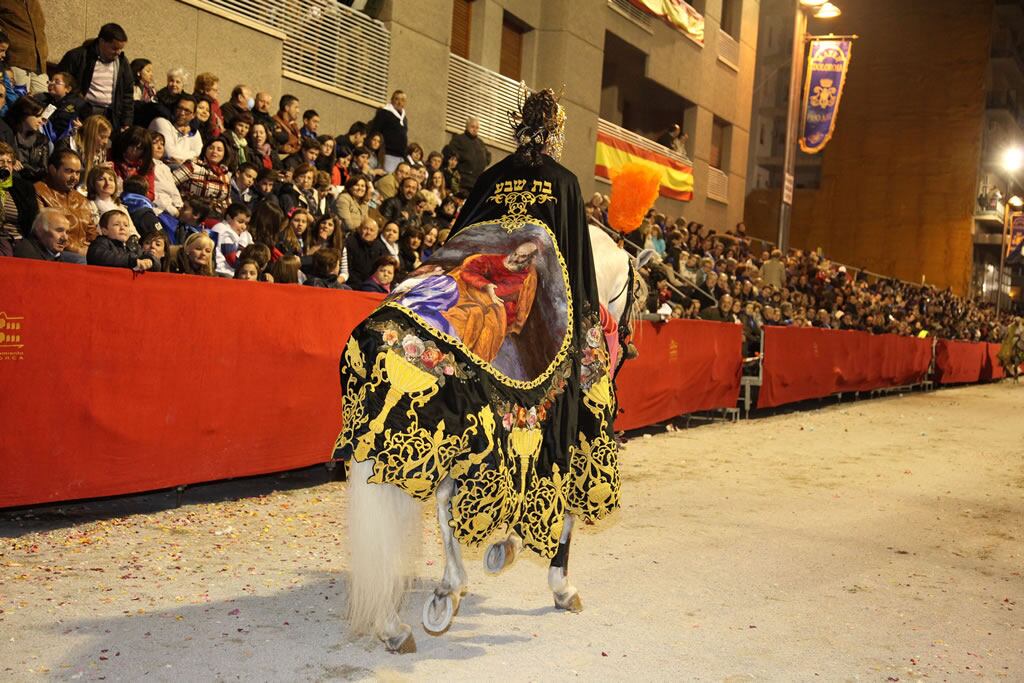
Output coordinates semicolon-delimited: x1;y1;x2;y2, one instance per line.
346;459;421;636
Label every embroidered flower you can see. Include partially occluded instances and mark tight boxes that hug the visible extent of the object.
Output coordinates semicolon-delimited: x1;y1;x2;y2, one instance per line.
381;328;400;346
587;325;603;348
401;334;425;359
420;346;444;369
582;347;598;367
516;406;529;428
526;406;539;428
502;412;515;430
442;363;456;376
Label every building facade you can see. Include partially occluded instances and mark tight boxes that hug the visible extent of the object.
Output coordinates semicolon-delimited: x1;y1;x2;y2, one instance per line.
47;0;759;228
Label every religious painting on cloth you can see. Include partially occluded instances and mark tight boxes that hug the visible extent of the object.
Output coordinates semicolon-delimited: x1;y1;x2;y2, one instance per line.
333;154;620;558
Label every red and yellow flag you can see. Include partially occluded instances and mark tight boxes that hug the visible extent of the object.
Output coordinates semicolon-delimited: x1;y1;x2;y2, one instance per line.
595;131;694;202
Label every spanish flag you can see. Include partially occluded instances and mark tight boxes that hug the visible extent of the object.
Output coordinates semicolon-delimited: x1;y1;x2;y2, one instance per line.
595;131;694;202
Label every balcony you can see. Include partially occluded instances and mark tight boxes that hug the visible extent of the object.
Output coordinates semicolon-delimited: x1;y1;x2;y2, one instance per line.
706;166;729;204
607;0;654;33
445;55;519;152
717;28;740;72
597;118;692;164
986;92;1024;131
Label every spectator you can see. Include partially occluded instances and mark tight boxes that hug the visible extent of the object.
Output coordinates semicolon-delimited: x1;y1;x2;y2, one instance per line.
375;160;410;201
56;23;133;130
424;169;446;204
193;72;223;138
380;220;400;260
233;258;260;281
148;132;182;216
6;95;48;180
210;202;252;277
164;230;214;275
447;116;490;192
761;248;785;289
131;58;155;103
153;67;188;120
172;136;232;217
306;214;341;256
348;146;373;179
193;94;215;144
0;141;38;255
364;130;386;177
279;163;317;217
220;84;252;124
66;113;113;188
335;121;367;159
14;208;68;260
139;227;167;263
149;93;202;169
247;120;278;171
420;224;439;261
425;150;443;175
700;294;733;323
224;111;253;168
282;136;320;173
371;90;408;172
38;72;89;145
441;148;461;195
273;94;302;155
35;148;95;261
379;176;419;226
0;1;48;94
405;142;424;166
109;125;155;198
304;247;349;289
85;166;123;228
86;208;155;271
398;227;423;274
252;168;280;211
300;109;319;140
239;242;273;281
333;174;370;233
353;254;398;293
120;175;163;239
269;253;301;284
345;216;386;287
230;161;259;209
276;207;311;257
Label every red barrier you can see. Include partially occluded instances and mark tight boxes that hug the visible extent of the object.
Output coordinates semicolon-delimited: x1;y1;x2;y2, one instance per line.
935;339;1004;384
614;319;743;430
758;326;933;409
0;259;382;508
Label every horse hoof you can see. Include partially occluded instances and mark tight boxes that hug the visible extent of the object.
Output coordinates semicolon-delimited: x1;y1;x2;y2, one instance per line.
384;625;416;654
422;591;455;636
484;537;519;575
554;592;583;613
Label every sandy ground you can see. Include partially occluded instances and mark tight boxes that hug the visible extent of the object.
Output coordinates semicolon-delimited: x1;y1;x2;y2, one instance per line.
1;383;1023;681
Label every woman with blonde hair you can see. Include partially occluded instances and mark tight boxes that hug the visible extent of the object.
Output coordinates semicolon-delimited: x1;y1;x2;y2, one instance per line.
166;231;215;275
73;115;114;186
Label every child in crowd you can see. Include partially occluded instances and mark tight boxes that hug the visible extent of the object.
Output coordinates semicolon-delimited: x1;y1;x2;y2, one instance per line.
304;248;349;290
239;243;274;282
166;231;215;276
233;259;261;281
39;72;89;144
269;254;301;284
276;208;311;257
306;215;339;256
174;198;211;245
211;202;253;277
230;161;259;210
121;176;169;239
86;209;157;271
140;229;168;265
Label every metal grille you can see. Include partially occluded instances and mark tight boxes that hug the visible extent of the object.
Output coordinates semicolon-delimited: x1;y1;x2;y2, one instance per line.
717;28;740;71
707;166;729;203
445;54;518;151
203;0;391;104
607;0;654;32
597;118;691;164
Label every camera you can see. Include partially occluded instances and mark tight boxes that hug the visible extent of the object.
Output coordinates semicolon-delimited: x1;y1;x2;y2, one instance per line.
0;168;11;181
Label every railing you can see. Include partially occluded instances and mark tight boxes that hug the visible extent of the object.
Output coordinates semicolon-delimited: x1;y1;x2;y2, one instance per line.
707;166;729;203
607;0;654;32
596;118;692;164
717;28;740;71
203;0;391;105
445;54;519;152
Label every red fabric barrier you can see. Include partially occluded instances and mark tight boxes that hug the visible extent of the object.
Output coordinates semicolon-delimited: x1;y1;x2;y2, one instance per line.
0;259;383;508
758;326;933;409
614;319;742;430
935;338;998;384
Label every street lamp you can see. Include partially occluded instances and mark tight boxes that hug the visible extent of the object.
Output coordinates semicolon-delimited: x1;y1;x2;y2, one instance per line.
778;0;841;250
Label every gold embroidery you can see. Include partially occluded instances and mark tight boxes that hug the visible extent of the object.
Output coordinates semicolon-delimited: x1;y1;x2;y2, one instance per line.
490;181;557;233
353;350;439;461
564;431;620;522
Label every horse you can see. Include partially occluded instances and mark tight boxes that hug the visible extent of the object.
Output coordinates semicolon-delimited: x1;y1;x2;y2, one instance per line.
346;223;650;653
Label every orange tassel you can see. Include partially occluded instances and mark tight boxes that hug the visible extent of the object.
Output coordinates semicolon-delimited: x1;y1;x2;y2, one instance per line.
606;163;662;234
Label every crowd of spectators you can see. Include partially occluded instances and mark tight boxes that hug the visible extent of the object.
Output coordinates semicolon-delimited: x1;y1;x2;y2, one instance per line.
0;10;1013;346
584;196;1014;350
0;16;491;293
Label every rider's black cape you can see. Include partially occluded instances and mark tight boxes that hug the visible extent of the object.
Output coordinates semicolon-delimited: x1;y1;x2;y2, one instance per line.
333;154;620;557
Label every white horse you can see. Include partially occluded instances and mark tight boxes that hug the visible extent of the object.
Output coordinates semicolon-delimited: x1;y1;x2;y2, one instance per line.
347;224;649;653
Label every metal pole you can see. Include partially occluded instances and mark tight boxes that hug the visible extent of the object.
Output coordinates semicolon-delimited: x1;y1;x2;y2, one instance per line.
998;201;1010;312
777;2;808;251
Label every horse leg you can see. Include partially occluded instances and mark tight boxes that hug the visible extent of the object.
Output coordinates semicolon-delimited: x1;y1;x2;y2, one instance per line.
484;529;523;575
548;513;583;613
422;477;468;635
347;459;418;653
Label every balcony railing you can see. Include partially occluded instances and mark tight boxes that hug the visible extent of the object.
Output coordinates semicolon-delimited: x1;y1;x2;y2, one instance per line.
597;118;692;164
607;0;654;32
445;55;519;151
203;0;391;105
717;28;740;71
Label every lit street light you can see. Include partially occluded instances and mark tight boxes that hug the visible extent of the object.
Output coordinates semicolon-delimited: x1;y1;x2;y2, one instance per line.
1001;146;1024;174
778;0;841;250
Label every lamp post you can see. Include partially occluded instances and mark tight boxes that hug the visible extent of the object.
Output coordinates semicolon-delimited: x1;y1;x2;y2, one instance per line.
777;0;841;250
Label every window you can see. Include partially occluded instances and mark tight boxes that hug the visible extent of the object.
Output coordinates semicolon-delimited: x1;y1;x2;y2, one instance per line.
710;117;731;171
721;0;742;39
500;12;528;80
450;0;472;59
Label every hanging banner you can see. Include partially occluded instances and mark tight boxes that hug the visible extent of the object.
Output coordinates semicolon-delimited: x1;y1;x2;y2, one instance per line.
799;38;853;154
595;129;694;202
1007;212;1024;265
628;0;705;44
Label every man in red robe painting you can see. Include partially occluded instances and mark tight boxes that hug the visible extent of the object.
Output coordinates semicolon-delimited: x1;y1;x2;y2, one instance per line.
443;240;540;362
